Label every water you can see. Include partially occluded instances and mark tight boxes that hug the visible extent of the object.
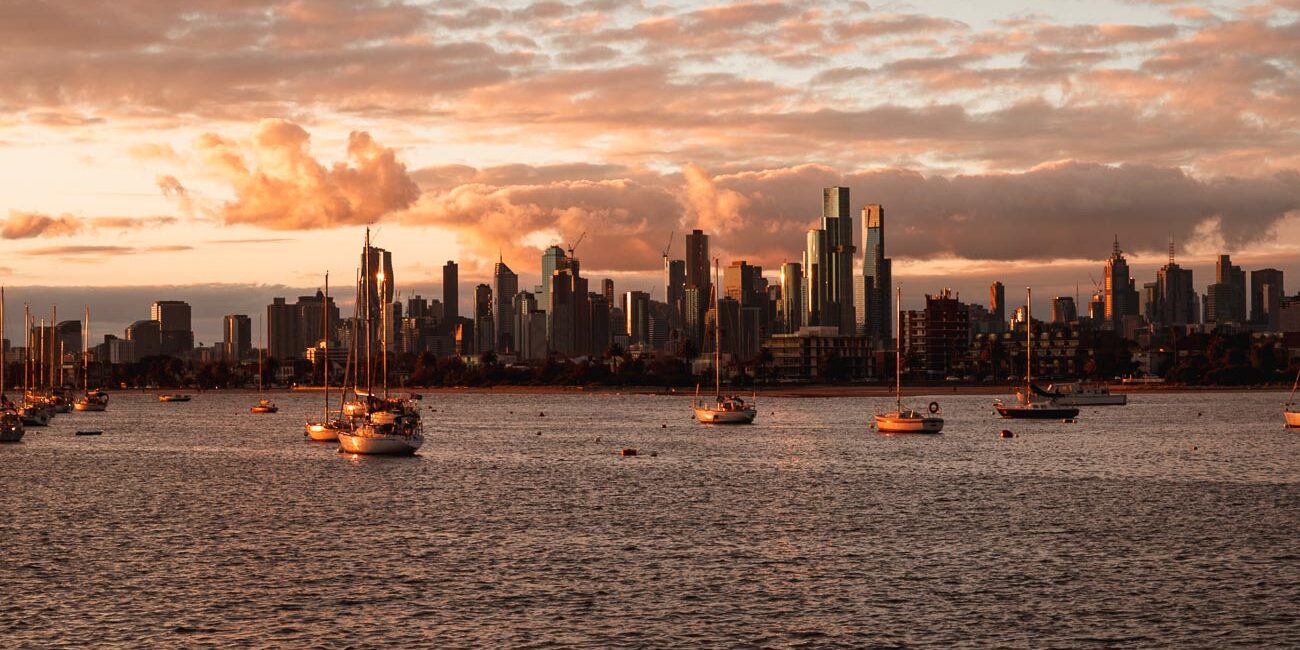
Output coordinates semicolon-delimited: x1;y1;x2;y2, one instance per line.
2;390;1297;648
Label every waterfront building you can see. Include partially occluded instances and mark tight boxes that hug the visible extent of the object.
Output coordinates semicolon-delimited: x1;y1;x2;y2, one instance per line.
765;326;874;381
901;289;970;378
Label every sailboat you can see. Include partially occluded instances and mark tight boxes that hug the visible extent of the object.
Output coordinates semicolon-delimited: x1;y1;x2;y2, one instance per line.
875;287;943;434
73;307;108;412
0;288;24;442
1285;367;1299;428
251;316;278;413
337;228;424;455
305;272;345;441
994;287;1080;419
693;257;757;424
20;305;52;427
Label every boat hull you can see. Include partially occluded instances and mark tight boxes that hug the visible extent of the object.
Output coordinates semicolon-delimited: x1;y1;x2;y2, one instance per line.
996;404;1080;419
250;406;278;413
21;409;51;427
73;402;107;412
0;415;23;442
305;422;341;441
1286;410;1300;428
693;407;756;424
875;414;944;434
337;430;422;455
1054;395;1127;406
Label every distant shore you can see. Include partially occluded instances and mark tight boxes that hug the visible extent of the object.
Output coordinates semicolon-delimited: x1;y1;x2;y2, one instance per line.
95;383;1294;398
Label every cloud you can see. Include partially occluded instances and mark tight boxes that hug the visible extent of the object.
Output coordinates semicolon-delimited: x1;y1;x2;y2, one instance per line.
2;211;83;239
182;119;420;229
1;211;178;239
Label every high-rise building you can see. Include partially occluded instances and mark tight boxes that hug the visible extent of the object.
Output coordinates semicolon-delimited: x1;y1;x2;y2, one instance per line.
589;293;611;354
1051;296;1078;324
685;229;710;294
267;297;300;360
624;291;650;345
990;282;1005;324
493;260;518;352
724;260;755;305
683;286;706;345
822;187;856;335
538;245;567;310
1155;244;1196;327
861;204;891;343
474;283;494;355
901;289;970;378
666;259;686;319
150;300;193;355
223;314;251;362
1207;254;1246;325
602;278;615;304
360;242;394;333
296;290;338;351
1103;237;1140;330
804;228;826;326
54;320;80;364
442;260;459;326
780;262;803;333
547;263;591;357
1250;268;1284;330
125;319;162;358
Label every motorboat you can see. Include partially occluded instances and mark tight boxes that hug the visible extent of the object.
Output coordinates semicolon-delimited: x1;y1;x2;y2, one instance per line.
1039;381;1126;406
250;398;279;414
692;257;757;425
995;287;1080;420
875;287;943;434
73;390;109;412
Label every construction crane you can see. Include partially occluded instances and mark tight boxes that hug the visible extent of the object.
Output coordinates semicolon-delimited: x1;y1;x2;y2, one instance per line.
662;230;674;259
566;231;586;259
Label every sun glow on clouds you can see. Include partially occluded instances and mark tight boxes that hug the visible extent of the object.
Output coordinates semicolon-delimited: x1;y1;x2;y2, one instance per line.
0;0;1298;295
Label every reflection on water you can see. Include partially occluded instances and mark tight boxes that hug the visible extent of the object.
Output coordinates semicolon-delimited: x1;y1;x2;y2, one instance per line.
2;390;1297;647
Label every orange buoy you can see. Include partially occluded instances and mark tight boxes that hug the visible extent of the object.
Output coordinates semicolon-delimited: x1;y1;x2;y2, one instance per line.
1000;429;1014;438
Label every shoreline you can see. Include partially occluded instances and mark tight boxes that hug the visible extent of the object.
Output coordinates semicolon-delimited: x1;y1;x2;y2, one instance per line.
81;384;1294;398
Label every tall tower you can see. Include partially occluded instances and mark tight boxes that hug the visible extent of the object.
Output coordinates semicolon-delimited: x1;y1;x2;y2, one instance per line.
223;314;252;362
150;300;194;355
822;187;855;334
538;245;568;312
989;281;1005;324
804;228;826;326
861;204;891;344
442;260;459;326
685;230;710;292
1155;239;1195;327
493;259;518;352
780;262;803;333
1103;236;1139;331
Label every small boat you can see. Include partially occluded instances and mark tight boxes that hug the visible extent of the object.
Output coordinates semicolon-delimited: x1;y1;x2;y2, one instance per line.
995;287;1080;420
692;257;757;425
74;390;109;412
305;271;340;441
75;430;103;436
1039;381;1126;406
1286;368;1299;428
875;287;943;434
159;394;192;402
73;308;110;412
251;398;279;414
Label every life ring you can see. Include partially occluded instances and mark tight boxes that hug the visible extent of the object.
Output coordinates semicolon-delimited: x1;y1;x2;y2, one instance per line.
928;401;940;414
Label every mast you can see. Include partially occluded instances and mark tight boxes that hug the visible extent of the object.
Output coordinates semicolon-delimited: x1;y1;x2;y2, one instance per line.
1;288;5;396
379;270;388;399
323;271;329;420
257;315;264;394
38;318;45;390
895;286;902;412
364;228;372;396
50;305;56;389
714;257;721;397
23;304;29;399
83;306;90;392
1026;287;1032;403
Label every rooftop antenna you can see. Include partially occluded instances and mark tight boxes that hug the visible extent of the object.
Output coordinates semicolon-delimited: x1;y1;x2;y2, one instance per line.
1168;236;1175;265
1112;234;1121;257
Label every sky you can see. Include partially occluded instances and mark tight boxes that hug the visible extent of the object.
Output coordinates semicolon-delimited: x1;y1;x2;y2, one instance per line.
1;0;1299;342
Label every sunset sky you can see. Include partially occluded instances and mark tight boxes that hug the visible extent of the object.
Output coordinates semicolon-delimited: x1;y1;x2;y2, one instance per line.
2;0;1299;342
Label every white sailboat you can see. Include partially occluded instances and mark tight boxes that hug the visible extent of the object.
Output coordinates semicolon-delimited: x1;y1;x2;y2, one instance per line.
338;229;424;455
73;306;108;412
875;287;943;434
20;304;51;427
305;272;345;441
0;288;24;442
1285;367;1299;429
693;257;757;424
994;287;1080;420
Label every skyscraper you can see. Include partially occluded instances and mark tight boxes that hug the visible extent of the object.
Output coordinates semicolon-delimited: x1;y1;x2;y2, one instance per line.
666;259;686;319
150;300;193;355
442;261;459;326
1155;243;1195;327
804;228;826;326
1051;296;1077;323
685;229;710;293
493;260;518;352
861;204;892;344
223;314;251;361
474;283;493;355
780;262;803;333
267;297;299;359
990;281;1005;324
1250;268;1284;329
1207;254;1246;324
602;278;615;304
1103;237;1139;330
538;245;567;311
624;291;650;345
822;187;856;334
